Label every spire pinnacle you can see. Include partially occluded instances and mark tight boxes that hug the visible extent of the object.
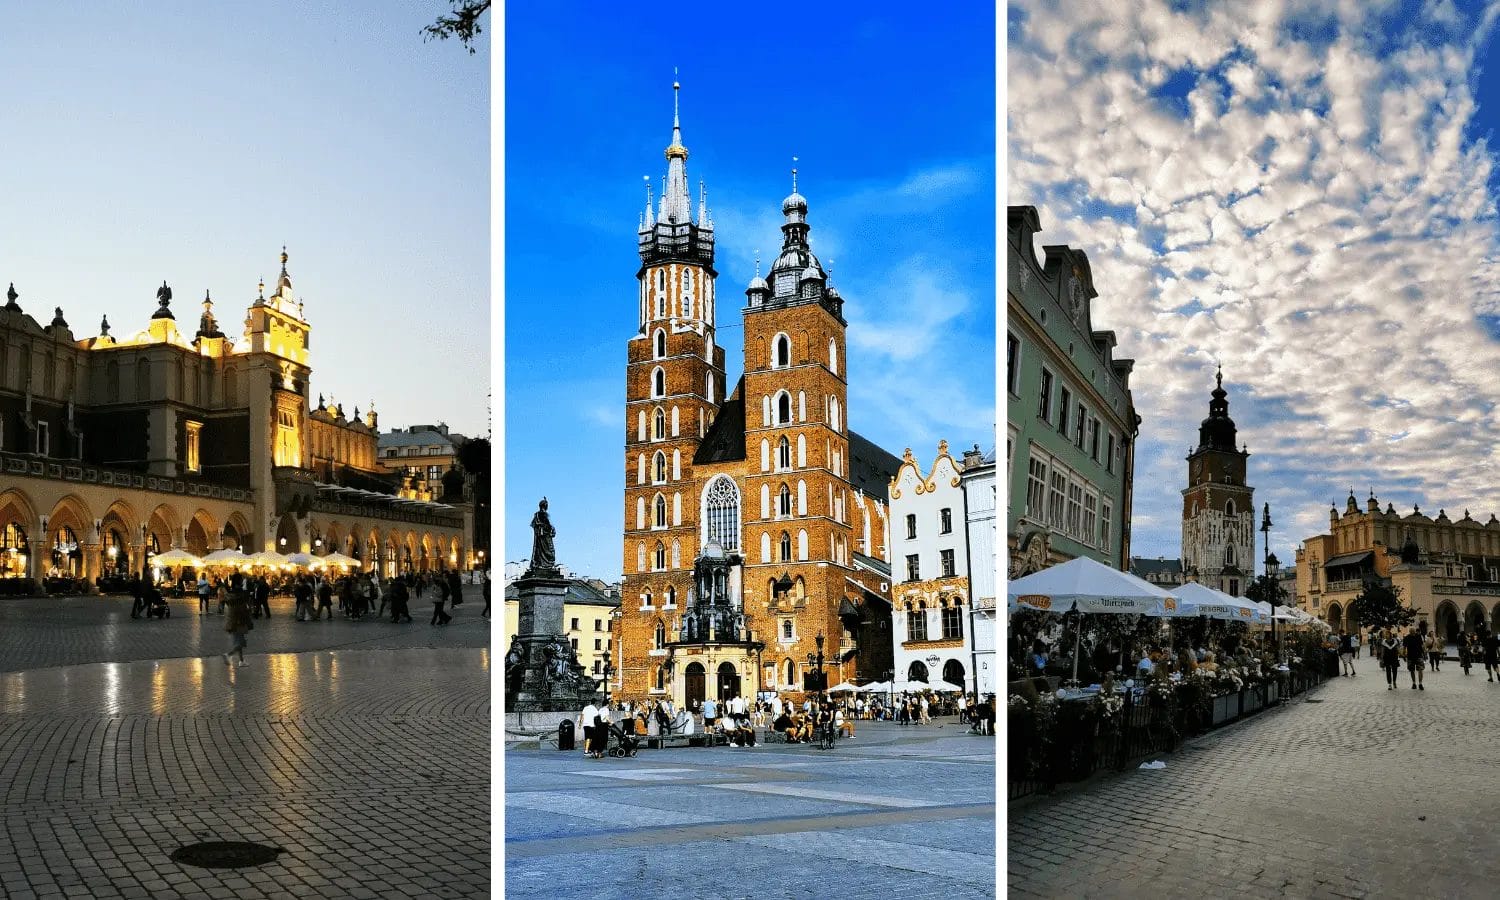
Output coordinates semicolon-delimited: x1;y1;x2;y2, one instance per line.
754;251;761;278
792;156;799;194
280;245;289;275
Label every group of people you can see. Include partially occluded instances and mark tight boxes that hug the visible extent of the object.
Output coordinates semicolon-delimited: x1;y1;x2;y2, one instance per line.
1352;623;1500;690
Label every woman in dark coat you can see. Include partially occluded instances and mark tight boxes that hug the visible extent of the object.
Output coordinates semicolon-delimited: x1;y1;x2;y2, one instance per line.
222;577;253;667
1379;628;1402;690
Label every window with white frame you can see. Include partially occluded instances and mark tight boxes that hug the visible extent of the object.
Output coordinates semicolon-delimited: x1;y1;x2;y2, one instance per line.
1066;482;1083;538
1026;455;1048;518
1048;469;1067;528
1100;502;1113;549
1083;493;1098;546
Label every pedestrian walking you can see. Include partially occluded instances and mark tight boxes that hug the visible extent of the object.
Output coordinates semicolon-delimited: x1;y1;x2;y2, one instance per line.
221;576;253;667
1459;631;1473;675
197;574;212;615
1380;628;1401;690
580;700;599;758
313;578;331;620
1426;630;1443;673
390;576;414;623
447;570;464;607
294;577;313;621
1402;627;1426;690
253;577;271;619
1484;628;1500;682
130;575;146;619
426;575;452;625
481;573;491;619
1338;631;1356;677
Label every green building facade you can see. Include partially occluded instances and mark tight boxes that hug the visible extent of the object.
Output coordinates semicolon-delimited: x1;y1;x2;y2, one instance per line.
1006;206;1139;575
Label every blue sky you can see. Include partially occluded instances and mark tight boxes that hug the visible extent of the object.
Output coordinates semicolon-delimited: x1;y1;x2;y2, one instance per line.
0;2;489;438
504;2;997;579
1009;0;1500;568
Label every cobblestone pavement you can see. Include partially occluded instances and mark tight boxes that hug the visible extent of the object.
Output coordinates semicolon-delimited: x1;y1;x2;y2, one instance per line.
0;593;490;673
505;720;997;899
1009;667;1500;899
0;595;490;899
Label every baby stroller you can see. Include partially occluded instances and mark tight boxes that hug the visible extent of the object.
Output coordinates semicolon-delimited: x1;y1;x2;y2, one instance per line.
607;722;640;758
147;588;170;619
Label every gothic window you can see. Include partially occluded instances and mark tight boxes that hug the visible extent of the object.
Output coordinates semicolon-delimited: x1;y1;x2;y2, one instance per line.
637;453;646;484
777;392;791;425
653;407;665;440
652;367;665;397
654;620;666;649
797;435;806;467
682;293;693;319
672;449;680;479
796;480;806;515
637;543;646;572
778;436;791;470
666;586;676;606
706;371;714;403
657;269;665;292
703;475;741;551
1225;544;1235;566
653;451;667;483
798;391;806;422
829;338;838;375
637;497;646;529
655;294;664;317
655;666;665;691
1225;499;1236;516
671;540;680;568
654;329;666;358
682;269;693;293
654;542;666;570
778;484;792;517
654;494;667;528
797;529;808;561
760;532;771;563
779;531;791;562
774;334;791;368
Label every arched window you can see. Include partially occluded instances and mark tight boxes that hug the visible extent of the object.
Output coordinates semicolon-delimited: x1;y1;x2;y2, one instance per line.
653;407;666;440
778;436;791;470
783;621;793;640
779;531;792;561
1225;544;1235;566
777;392;791;425
653;451;667;483
671;540;680;568
654;620;666;649
703;475;741;551
655;666;666;691
784;658;796;685
683;269;693;293
654;494;667;528
666;585;676;606
774;334;791;368
682;293;693;319
829;338;838;375
654;329;666;358
654;542;666;571
797;529;808;561
637;543;646;572
652;367;665;397
778;484;792;517
656;269;665;292
1225;499;1236;516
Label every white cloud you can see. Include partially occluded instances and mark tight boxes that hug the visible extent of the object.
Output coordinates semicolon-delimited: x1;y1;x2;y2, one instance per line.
1010;0;1500;561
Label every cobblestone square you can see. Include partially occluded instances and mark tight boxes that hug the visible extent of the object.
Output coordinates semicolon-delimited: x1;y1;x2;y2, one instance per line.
0;594;490;899
1009;667;1500;899
505;722;996;899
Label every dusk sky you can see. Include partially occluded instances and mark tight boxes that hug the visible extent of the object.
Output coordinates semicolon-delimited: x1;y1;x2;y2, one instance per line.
1009;0;1500;569
504;3;997;579
0;2;489;438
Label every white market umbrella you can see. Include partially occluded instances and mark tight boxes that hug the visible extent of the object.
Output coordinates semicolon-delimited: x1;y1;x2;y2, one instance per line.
930;680;967;692
200;549;249;568
1171;582;1263;623
285;552;321;569
1008;556;1175;617
891;679;931;693
826;682;860;693
248;551;289;568
150;548;202;569
1009;556;1177;681
321;551;362;569
857;681;891;694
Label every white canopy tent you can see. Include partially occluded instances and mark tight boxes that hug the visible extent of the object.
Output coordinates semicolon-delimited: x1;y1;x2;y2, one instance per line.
1170;582;1264;624
1009;556;1179;681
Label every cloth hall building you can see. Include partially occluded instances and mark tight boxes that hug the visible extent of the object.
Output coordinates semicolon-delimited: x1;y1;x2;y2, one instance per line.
0;252;469;591
614;85;900;709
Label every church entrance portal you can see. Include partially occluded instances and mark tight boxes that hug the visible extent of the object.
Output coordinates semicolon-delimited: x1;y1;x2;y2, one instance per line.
717;662;740;701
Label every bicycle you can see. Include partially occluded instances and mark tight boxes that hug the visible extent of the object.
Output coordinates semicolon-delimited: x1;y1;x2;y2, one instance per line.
818;721;837;750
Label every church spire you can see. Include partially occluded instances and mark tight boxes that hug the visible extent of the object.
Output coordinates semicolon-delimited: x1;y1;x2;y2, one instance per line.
660;76;691;224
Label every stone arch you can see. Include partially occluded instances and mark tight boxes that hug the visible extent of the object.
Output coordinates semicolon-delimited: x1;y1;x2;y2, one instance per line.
448;536;462;569
421;533;435;571
99;500;138;576
1465;600;1487;633
1492;601;1500;633
185;509;219;555
1326;602;1343;634
1436;600;1460;644
942;659;965;688
404;531;419;573
222;511;252;551
321;521;345;556
146;504;181;549
45;494;92;578
907;660;929;683
274;515;302;554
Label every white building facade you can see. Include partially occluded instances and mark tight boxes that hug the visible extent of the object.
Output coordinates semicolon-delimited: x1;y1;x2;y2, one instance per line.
890;442;985;693
960;445;997;695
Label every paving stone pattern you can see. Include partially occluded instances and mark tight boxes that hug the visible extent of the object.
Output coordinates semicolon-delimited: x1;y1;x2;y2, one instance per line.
0;594;490;899
1009;667;1500;899
0;593;489;674
506;722;997;899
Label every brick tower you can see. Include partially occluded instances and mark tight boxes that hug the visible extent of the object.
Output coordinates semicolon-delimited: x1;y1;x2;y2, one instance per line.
1182;366;1255;596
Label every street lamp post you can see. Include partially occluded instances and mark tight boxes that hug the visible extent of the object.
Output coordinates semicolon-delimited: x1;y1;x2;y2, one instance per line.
1261;503;1276;661
1266;553;1282;663
601;649;613;707
805;631;826;700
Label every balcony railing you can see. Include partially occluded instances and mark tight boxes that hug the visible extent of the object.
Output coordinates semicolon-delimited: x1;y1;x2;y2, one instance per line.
1;451;253;503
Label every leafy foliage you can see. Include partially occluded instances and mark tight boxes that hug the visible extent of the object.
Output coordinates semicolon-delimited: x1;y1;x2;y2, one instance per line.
1349;582;1415;631
424;0;491;53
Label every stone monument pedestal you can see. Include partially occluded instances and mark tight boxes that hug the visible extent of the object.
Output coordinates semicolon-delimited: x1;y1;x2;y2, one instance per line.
504;569;601;719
